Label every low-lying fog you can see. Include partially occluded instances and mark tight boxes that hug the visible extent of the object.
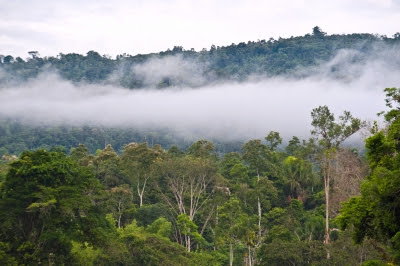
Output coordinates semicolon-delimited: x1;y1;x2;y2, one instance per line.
1;48;399;142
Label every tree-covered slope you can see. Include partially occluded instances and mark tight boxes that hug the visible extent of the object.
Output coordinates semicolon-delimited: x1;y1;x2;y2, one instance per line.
1;27;399;88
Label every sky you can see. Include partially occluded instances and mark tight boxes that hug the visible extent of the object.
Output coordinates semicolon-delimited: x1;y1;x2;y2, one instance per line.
1;0;400;58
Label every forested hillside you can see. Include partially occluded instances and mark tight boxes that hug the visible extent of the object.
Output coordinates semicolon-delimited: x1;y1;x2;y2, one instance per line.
1;27;399;89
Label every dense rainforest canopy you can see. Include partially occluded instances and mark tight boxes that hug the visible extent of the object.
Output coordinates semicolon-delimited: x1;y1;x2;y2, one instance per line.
1;95;400;264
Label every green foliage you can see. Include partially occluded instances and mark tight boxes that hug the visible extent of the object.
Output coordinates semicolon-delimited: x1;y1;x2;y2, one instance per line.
71;241;101;266
146;217;172;238
242;139;280;178
2;29;397;89
285;136;301;156
311;105;363;149
362;260;388;266
1;89;392;265
0;119;241;157
230;162;249;184
265;131;282;151
187;140;216;158
338;88;400;264
258;239;326;265
0;242;18;266
0;149;112;264
93;144;125;188
134;203;170;226
218;152;242;180
70;143;93;166
177;214;205;246
0;132;375;265
283;155;318;201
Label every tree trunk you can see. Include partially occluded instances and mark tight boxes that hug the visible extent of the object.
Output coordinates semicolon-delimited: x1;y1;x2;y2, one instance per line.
323;155;331;259
257;171;262;239
324;157;331;244
187;235;191;252
137;175;149;207
324;174;330;244
117;200;122;228
248;244;252;266
229;242;233;266
258;196;262;238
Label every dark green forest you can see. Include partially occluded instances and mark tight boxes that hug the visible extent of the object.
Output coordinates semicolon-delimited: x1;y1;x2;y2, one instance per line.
1;27;400;89
1;91;400;264
1;28;400;265
0;120;244;158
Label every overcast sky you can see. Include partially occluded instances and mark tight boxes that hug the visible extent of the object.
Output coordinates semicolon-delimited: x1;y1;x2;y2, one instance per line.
1;0;400;58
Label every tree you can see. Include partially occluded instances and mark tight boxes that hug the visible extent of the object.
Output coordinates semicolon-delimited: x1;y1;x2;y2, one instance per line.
338;88;400;264
242;139;281;245
187;140;215;159
3;55;14;64
120;142;163;207
28;51;39;59
283;155;317;202
146;217;172;238
229;162;249;185
93;144;124;188
157;155;217;251
285;136;301;156
242;139;279;178
176;214;205;252
265;131;282;151
312;26;326;37
219;152;242;181
215;198;248;266
109;184;135;228
329;148;367;216
70;143;94;166
0;149;110;264
310;105;363;250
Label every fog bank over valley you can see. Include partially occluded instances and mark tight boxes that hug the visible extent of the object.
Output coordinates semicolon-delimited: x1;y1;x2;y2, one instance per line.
1;48;398;141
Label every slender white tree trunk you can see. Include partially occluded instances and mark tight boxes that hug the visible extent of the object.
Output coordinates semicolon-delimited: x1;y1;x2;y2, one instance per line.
137;175;149;207
323;155;332;259
258;197;262;238
324;174;330;244
248;244;252;266
187;236;191;252
257;171;262;238
229;242;233;266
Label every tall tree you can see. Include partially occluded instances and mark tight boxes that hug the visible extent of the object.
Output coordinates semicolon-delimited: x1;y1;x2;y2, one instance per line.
157;143;217;251
93;144;123;188
120;142;163;207
265;131;282;151
109;184;135;228
242;138;281;243
215;198;248;266
310;105;362;249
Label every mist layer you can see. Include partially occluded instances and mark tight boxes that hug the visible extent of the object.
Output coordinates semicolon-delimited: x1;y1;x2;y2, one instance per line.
0;49;398;141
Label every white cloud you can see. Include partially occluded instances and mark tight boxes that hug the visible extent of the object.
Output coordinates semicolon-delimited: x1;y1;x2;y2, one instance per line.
0;47;397;141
